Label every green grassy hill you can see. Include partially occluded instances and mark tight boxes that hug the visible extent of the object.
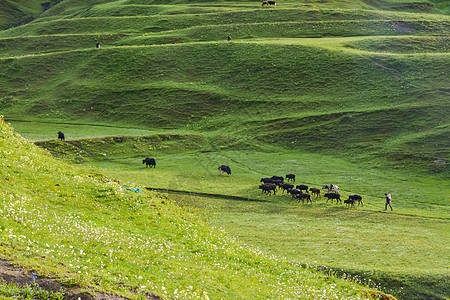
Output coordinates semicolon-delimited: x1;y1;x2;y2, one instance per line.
0;0;449;299
0;0;448;173
0;1;40;30
0;117;393;299
0;0;63;30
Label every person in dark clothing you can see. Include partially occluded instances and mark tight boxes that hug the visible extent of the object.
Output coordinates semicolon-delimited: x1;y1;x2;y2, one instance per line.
385;193;393;211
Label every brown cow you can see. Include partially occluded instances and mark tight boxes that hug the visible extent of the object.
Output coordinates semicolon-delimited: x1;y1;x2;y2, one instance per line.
279;183;294;194
309;187;321;197
297;193;312;204
259;183;277;195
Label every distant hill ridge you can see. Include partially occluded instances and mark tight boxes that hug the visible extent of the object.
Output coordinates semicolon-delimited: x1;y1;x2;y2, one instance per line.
1;0;448;31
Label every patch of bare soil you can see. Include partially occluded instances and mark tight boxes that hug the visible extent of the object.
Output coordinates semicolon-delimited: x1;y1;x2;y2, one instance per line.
391;21;416;33
0;260;161;300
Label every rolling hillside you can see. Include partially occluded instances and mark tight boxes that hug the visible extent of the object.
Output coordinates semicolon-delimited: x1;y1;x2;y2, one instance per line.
0;0;448;173
0;1;449;299
0;117;393;299
0;0;63;30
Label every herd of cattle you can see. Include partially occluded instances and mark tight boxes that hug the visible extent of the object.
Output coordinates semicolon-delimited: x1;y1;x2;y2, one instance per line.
259;174;364;208
216;166;363;207
143;160;362;207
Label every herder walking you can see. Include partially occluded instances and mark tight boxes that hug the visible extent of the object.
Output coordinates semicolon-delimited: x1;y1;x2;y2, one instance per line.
385;193;393;211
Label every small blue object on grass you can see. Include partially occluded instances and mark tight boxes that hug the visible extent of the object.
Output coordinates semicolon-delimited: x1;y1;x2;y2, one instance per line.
124;187;142;192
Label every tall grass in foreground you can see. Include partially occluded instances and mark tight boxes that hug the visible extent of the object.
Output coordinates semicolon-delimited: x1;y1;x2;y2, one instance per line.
0;119;388;299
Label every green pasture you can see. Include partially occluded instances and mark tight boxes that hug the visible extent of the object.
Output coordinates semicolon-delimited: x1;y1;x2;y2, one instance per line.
1;119;391;300
168;194;449;300
6;120;449;298
29;129;449;298
6;119;181;142
52;139;449;300
84;149;449;207
1;0;449;299
1;0;448;174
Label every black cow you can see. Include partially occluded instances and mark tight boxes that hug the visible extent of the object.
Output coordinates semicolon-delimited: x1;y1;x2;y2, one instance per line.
288;188;301;199
324;193;341;204
260;177;273;184
218;165;231;175
270;176;284;182
57;131;65;141
272;179;284;186
296;184;308;193
262;1;276;6
143;157;156;168
259;183;277;195
286;174;295;182
344;199;355;208
348;195;363;207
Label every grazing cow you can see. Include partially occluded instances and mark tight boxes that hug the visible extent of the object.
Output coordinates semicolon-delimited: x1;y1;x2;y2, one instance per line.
348;195;363;207
309;187;321;197
279;183;294;194
260;177;273;184
262;1;276;6
297;193;312;204
143;157;156;168
324;193;341;204
272;179;284;187
270;176;284;182
296;184;308;193
227;35;232;41
322;184;340;194
57;131;65;141
286;174;295;182
288;188;301;199
218;165;231;175
344;198;355;208
259;183;277;195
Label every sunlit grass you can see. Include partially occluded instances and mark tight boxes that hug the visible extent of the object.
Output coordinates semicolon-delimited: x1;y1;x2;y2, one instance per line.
1;119;386;299
63;138;448;300
0;0;448;299
7;120;179;142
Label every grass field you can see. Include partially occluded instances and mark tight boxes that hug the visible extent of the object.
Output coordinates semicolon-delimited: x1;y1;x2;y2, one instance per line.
0;0;449;299
31;131;450;299
2;118;400;300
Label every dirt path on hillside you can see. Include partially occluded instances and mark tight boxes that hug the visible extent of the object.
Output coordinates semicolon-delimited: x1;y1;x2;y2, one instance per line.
370;59;404;81
0;260;161;300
